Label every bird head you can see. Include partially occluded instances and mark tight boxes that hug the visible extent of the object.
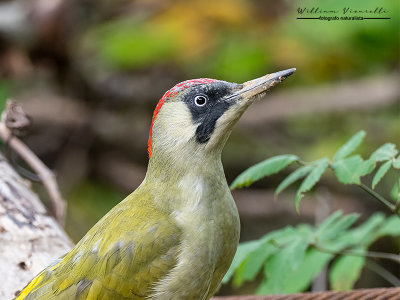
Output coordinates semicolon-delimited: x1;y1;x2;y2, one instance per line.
148;69;295;166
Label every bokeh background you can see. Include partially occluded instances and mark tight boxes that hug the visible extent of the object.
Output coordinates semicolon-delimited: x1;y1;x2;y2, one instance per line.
0;0;399;295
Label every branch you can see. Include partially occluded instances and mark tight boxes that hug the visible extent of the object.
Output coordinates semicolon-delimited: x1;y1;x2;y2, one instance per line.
0;100;66;224
365;260;400;286
314;244;400;264
359;183;398;216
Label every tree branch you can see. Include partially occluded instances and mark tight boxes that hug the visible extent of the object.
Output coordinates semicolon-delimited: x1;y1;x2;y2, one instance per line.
0;100;66;224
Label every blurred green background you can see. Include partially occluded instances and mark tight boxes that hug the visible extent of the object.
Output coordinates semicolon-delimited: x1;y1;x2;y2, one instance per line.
0;0;399;295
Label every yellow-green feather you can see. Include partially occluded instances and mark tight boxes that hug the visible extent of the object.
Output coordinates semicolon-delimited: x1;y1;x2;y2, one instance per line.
17;187;182;300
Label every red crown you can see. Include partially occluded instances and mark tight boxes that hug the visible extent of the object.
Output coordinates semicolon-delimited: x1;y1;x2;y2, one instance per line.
148;78;217;157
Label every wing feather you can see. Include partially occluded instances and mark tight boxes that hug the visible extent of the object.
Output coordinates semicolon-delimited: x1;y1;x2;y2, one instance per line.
17;192;182;299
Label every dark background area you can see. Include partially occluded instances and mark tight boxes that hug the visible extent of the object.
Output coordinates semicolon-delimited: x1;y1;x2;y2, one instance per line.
0;0;399;295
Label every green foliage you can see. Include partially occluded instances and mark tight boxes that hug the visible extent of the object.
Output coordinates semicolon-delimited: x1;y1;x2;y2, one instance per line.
224;212;400;294
282;249;332;293
329;254;365;291
393;156;400;169
294;158;329;211
194;34;272;82
372;161;392;189
79;0;399;83
275;165;313;195
231;131;400;213
370;143;399;162
279;0;399;83
230;154;298;189
332;130;365;161
315;211;359;244
90;19;180;69
331;155;366;184
390;179;400;202
226;131;400;294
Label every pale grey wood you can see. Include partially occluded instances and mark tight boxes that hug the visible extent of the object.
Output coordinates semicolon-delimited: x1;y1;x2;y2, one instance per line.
0;154;73;299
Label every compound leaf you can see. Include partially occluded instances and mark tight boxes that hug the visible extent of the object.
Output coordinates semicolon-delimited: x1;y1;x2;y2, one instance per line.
223;239;264;284
333;131;365;161
316;212;359;243
331;155;364;184
283;249;332;293
275;164;313;195
257;236;309;294
295;158;329;211
230;155;298;189
370;143;398;162
372;160;392;189
234;243;277;286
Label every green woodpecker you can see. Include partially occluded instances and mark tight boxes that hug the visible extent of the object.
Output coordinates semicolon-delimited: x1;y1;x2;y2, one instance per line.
17;68;295;300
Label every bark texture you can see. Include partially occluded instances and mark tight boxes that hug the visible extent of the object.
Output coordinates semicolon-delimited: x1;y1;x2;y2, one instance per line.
0;154;73;299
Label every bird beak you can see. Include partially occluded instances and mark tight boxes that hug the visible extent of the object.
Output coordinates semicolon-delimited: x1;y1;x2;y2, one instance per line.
227;68;296;105
205;68;296;151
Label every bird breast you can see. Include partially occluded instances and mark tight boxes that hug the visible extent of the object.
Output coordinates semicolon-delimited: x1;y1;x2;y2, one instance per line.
152;173;240;299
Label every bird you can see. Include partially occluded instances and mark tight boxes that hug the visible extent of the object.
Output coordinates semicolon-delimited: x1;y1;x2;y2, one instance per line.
16;68;295;300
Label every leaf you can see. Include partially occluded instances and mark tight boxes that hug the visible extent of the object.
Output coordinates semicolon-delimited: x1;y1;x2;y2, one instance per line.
316;211;343;233
316;212;360;243
262;226;299;245
234;243;277;286
294;158;329;211
372;161;392;189
333;131;366;161
331;155;365;184
375;215;400;238
330;253;365;291
275;164;313;195
257;236;309;294
222;240;264;284
230;155;298;189
282;249;332;293
357;158;376;177
338;213;385;247
390;179;399;202
370;143;398;162
224;226;299;285
393;155;400;169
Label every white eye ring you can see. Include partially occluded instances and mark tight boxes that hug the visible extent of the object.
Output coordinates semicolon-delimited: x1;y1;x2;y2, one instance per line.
194;95;207;107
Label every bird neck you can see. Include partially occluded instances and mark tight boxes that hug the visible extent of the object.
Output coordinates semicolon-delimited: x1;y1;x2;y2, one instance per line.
143;147;226;212
146;146;222;183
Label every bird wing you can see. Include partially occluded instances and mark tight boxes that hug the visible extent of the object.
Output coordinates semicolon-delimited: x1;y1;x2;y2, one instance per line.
17;194;182;300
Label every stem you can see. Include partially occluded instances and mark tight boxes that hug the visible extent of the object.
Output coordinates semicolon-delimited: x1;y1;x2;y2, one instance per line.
359;183;398;216
365;260;400;286
395;174;400;214
314;244;400;263
297;160;308;166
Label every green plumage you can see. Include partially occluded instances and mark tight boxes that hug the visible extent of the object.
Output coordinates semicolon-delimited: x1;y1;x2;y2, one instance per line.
17;70;294;300
19;158;240;300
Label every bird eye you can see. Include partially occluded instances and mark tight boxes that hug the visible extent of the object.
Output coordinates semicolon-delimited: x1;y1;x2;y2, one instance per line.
194;95;207;107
